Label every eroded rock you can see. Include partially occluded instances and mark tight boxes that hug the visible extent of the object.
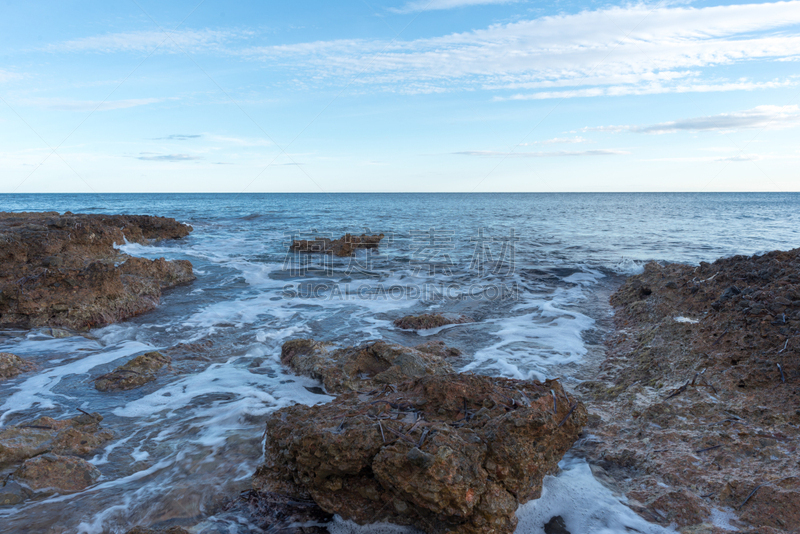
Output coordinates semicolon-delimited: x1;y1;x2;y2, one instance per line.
0;211;194;330
0;352;35;380
0;412;113;467
255;373;586;534
289;233;384;257
394;313;473;330
280;339;457;393
95;351;171;392
13;453;100;492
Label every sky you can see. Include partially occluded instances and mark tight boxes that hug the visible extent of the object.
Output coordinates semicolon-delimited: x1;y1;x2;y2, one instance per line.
0;0;799;193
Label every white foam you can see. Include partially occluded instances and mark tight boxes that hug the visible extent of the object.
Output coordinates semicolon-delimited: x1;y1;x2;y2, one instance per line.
674;316;699;324
709;507;739;531
516;456;675;534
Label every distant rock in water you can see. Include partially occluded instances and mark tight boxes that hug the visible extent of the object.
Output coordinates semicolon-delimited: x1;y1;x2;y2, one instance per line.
578;248;800;532
0;352;36;381
288;233;384;257
394;313;473;330
94;351;171;392
0;211;194;331
255;373;586;534
0;412;113;468
280;338;459;393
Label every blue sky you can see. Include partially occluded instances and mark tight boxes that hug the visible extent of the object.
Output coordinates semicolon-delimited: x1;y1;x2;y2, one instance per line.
1;0;799;192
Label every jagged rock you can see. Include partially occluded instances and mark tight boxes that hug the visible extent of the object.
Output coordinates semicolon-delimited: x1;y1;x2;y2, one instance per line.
0;412;113;467
578;248;800;532
280;339;457;393
394;314;473;330
13;453;100;492
0;352;35;380
255;373;586;534
95;351;171;392
289;233;384;257
0;212;194;330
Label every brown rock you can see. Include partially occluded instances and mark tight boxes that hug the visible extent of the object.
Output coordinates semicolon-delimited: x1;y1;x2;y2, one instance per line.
289;233;384;257
0;412;113;467
254;373;586;534
280;339;456;393
394;313;473;330
0;352;35;380
95;351;171;391
13;453;100;492
0;211;194;330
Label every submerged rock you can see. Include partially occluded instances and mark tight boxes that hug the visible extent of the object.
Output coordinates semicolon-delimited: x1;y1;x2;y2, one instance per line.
394;313;473;330
289;233;384;257
13;453;100;492
0;212;194;330
0;412;113;467
255;373;586;534
0;352;35;380
95;351;171;392
221;489;332;533
280;339;458;393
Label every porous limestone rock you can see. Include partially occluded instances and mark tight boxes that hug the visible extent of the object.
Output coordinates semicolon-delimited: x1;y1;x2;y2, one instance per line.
94;351;171;392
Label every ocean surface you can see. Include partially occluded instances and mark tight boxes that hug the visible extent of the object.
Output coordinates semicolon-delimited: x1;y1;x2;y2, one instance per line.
1;193;800;534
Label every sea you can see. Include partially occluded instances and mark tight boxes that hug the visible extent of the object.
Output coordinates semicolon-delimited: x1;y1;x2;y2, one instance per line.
1;193;799;534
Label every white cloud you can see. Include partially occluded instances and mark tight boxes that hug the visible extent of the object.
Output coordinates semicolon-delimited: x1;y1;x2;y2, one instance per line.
587;105;800;134
47;29;246;54
0;69;23;83
524;136;588;145
136;153;202;161
389;0;517;14
455;149;628;157
242;1;800;96
18;97;172;111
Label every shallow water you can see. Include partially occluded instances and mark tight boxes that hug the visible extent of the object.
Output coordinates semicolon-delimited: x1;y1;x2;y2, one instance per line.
1;193;799;533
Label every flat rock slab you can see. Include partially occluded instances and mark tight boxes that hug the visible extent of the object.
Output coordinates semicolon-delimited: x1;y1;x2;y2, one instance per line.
14;453;100;492
289;233;384;257
280;339;459;394
255;373;586;534
0;211;194;330
0;352;36;380
0;413;113;468
95;351;171;391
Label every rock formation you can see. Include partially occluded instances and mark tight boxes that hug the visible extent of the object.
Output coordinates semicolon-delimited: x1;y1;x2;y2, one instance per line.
255;373;586;534
288;233;384;257
13;453;100;493
0;211;194;330
394;313;473;330
0;352;36;380
578;250;800;532
280;339;459;393
95;351;171;392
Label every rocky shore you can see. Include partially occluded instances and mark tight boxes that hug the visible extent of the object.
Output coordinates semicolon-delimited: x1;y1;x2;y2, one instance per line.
0;211;194;331
578;249;800;533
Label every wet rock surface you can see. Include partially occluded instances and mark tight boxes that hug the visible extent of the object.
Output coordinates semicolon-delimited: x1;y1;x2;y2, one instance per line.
280;338;458;394
0;211;194;330
577;250;800;532
394;313;473;330
289;233;384;257
0;412;113;468
95;351;171;392
0;351;36;380
255;373;586;534
125;527;191;534
13;453;100;492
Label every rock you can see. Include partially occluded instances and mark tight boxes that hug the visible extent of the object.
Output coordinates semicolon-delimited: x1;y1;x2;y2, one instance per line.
13;453;100;492
394;313;473;330
0;479;32;506
579;248;800;532
280;339;457;393
0;352;35;380
220;489;332;533
0;412;113;467
95;351;171;391
254;373;586;534
0;212;194;330
289;233;384;257
125;528;191;534
544;515;570;534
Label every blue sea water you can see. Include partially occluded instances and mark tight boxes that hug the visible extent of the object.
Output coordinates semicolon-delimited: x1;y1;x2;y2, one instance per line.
1;193;799;533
